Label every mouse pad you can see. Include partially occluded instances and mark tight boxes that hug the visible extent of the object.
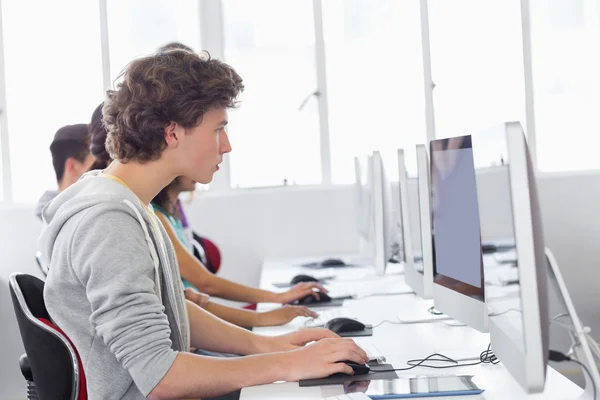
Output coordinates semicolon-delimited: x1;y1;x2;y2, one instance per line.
337;325;373;337
298;298;345;308
299;363;398;387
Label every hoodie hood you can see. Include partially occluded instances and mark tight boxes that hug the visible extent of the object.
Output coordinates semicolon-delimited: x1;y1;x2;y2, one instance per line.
35;189;59;220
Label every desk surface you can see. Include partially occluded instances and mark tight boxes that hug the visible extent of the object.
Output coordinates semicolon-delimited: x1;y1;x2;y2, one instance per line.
240;255;583;399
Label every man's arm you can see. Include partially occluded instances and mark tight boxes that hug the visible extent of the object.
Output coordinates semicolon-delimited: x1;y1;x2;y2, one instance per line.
148;301;370;400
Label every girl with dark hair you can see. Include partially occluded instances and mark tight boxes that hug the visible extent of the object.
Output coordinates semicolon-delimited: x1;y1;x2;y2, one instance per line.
152;177;324;327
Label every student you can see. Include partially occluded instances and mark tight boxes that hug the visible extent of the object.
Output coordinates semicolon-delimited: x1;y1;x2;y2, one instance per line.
35;124;96;219
39;49;368;399
90;100;324;322
88;102;112;170
153;177;320;327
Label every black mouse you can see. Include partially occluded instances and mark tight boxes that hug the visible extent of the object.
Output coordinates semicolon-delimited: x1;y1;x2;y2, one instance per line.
290;274;319;284
321;258;346;267
339;361;371;375
297;292;332;305
325;317;366;334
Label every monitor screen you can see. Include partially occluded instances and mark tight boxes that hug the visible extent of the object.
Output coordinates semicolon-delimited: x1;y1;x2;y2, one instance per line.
430;135;485;302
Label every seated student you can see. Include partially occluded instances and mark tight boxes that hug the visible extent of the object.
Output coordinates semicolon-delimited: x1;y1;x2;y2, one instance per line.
35;124;96;219
89;100;323;323
153;177;320;327
88;102;113;170
40;49;368;399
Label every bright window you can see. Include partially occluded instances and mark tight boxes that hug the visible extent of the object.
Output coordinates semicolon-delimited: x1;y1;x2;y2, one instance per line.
2;0;103;203
428;0;526;149
323;0;426;181
223;0;322;188
530;0;600;172
107;0;202;81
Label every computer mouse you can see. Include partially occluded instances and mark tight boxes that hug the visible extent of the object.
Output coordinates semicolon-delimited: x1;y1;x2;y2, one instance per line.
338;360;371;375
297;292;332;305
290;274;319;284
321;258;346;267
325;317;366;334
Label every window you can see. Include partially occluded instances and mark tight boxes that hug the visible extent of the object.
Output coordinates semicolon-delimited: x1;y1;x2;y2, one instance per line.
323;0;426;182
223;0;322;188
2;0;103;203
530;0;600;171
107;0;202;81
428;0;526;150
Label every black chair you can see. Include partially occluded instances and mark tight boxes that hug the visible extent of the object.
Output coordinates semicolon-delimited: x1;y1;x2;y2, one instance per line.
35;251;49;277
9;273;83;400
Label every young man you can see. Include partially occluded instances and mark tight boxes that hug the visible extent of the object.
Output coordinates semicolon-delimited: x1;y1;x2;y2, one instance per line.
35;124;96;219
39;49;368;399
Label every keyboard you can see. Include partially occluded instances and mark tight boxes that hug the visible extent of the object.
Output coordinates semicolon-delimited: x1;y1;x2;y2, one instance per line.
303;308;355;328
324;394;370;400
327;279;413;299
485;266;519;287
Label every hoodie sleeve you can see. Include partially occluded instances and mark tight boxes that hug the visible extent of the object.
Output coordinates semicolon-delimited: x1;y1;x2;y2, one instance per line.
70;207;178;397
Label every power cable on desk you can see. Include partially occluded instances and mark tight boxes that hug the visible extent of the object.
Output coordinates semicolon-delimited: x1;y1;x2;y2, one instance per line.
549;350;596;400
371;343;499;373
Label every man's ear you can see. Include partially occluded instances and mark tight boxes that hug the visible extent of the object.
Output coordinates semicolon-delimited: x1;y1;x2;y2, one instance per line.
64;157;75;174
164;121;180;147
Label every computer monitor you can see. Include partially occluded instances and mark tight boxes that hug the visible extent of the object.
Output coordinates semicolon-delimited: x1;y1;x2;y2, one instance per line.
371;151;398;276
404;144;435;299
354;156;372;242
430;135;488;332
396;149;414;269
483;122;549;393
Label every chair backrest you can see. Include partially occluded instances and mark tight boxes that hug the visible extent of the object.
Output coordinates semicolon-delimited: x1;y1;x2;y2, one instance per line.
9;273;82;400
192;233;222;274
35;251;49;277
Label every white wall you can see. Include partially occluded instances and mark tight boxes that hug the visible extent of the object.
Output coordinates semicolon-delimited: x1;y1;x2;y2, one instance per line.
1;173;599;398
0;206;46;400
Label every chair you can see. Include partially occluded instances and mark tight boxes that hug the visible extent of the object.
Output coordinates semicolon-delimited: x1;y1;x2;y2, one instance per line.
35;251;49;277
9;273;86;400
192;233;222;274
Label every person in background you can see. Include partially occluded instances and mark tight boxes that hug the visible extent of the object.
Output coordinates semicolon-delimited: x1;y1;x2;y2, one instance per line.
152;177;322;327
35;124;96;220
39;49;367;399
88;102;113;170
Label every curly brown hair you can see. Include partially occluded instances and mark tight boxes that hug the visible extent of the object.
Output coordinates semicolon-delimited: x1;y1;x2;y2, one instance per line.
103;50;243;163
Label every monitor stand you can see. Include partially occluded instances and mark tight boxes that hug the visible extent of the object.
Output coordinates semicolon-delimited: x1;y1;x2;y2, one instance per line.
396;298;452;324
546;248;600;400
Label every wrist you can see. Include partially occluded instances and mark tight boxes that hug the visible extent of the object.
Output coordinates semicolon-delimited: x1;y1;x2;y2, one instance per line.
270;291;282;303
253;311;266;327
251;333;276;354
263;351;294;382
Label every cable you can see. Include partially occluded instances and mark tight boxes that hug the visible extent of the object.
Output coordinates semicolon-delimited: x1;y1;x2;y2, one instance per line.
371;319;407;329
549;350;597;400
371;344;498;373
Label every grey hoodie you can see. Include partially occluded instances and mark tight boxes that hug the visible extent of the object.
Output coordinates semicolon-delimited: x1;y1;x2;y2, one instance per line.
35;189;59;220
40;171;190;399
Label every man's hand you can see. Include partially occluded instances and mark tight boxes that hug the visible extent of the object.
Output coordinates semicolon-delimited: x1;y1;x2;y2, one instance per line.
275;282;329;304
256;305;318;327
278;338;370;381
259;328;340;353
184;288;210;309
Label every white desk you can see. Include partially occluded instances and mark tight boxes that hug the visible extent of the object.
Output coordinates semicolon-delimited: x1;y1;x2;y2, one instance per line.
240;256;583;399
